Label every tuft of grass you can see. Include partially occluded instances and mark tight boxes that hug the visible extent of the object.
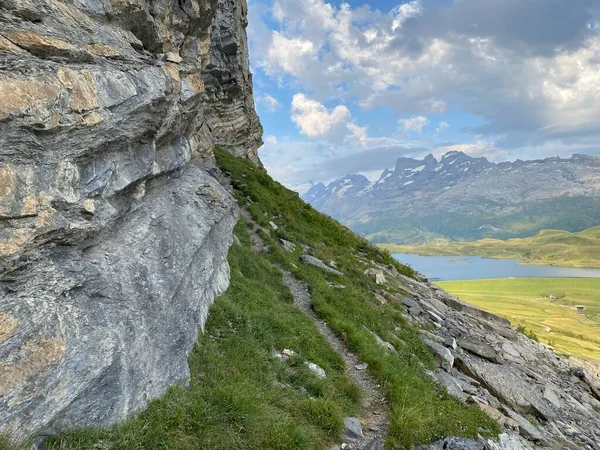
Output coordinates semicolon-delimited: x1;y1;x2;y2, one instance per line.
516;325;540;342
49;220;360;450
214;149;499;448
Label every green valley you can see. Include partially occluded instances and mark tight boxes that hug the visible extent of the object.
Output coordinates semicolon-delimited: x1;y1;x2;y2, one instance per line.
380;226;600;268
436;278;600;362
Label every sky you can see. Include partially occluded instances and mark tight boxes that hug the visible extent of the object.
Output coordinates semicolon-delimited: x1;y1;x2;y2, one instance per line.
247;0;600;189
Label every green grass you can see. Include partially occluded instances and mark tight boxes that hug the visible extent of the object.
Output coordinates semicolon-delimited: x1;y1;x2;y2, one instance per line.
49;149;499;449
436;278;600;361
49;221;361;450
379;227;600;268
214;149;499;448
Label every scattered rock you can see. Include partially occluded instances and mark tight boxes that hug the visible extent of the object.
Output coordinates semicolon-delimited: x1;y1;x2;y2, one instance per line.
283;349;296;359
343;417;364;440
365;438;384;450
400;296;424;315
542;385;561;408
424;338;454;371
486;433;530;450
374;292;387;304
280;238;296;252
300;255;344;276
165;51;183;63
504;409;545;443
269;221;278;231
364;268;386;284
421;330;444;343
468;398;518;429
444;337;457;350
458;339;504;364
416;437;485;450
305;362;326;379
355;363;369;371
426;370;464;400
427;310;445;325
82;199;96;215
363;326;397;353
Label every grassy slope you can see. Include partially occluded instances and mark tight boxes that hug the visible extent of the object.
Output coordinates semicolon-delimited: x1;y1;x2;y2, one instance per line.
437;278;600;361
214;149;497;448
49;221;361;450
49;150;498;450
380;227;600;268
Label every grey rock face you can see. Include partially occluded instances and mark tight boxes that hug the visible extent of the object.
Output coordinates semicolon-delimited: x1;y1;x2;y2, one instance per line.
0;0;262;442
1;167;237;440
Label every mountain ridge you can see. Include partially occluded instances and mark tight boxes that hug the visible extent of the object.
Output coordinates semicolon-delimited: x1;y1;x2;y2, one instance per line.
304;151;600;244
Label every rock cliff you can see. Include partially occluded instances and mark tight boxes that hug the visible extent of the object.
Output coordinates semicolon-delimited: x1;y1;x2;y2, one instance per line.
0;0;262;442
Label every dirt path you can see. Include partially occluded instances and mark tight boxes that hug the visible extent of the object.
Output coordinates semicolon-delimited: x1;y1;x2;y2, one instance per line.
280;271;389;450
234;204;390;449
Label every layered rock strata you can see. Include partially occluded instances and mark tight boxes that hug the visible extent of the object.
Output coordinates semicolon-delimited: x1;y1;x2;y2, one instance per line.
365;256;600;449
0;0;261;442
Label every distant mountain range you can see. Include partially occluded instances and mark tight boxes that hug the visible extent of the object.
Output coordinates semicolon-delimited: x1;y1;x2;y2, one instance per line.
303;152;600;244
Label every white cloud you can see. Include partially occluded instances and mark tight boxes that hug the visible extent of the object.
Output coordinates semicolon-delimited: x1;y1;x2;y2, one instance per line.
291;94;351;141
435;121;450;136
391;0;422;31
399;116;430;134
264;135;278;145
346;122;368;146
264;32;316;75
251;0;600;146
258;95;281;112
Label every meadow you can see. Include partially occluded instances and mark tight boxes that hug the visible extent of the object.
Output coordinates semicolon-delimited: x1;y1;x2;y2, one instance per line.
381;227;600;268
436;278;600;361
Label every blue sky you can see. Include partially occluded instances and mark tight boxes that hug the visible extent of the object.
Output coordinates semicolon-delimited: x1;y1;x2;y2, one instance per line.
247;0;600;189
